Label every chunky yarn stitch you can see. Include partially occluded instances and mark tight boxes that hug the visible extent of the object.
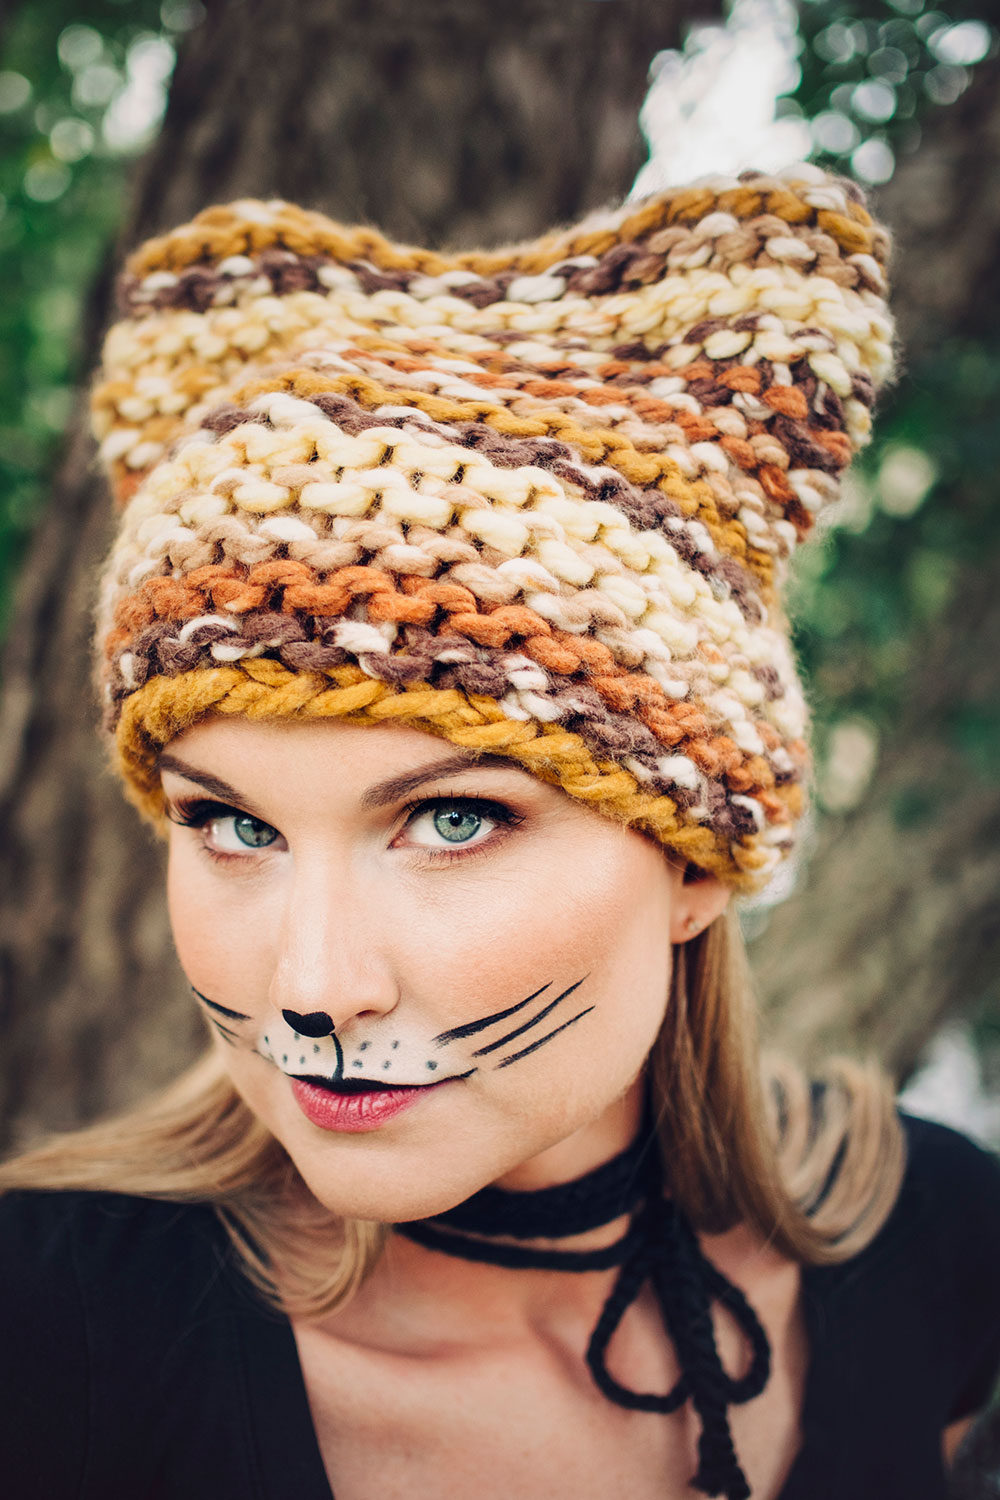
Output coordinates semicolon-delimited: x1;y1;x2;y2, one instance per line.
90;163;894;888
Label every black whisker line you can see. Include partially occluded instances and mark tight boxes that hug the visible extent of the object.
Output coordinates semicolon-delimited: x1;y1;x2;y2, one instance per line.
495;1007;596;1069
432;982;552;1047
209;1017;240;1047
192;987;250;1023
471;978;587;1057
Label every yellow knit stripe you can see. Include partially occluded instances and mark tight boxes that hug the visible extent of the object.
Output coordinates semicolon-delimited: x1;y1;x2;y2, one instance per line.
124;183;880;282
117;660;769;888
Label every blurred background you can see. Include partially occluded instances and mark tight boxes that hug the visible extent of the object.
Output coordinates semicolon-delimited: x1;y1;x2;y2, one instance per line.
1;0;998;1161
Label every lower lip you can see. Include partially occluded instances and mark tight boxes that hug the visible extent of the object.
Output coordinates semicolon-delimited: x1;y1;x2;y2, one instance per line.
290;1078;438;1132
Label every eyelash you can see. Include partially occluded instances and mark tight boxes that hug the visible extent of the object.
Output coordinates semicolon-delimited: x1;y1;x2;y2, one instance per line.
164;793;523;868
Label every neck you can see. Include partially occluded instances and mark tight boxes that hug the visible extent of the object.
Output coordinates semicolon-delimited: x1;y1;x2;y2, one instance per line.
485;1084;644;1195
328;1090;652;1336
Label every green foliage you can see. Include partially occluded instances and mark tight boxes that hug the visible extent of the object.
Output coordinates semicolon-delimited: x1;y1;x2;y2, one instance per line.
787;0;996;184
789;339;1000;729
0;0;199;633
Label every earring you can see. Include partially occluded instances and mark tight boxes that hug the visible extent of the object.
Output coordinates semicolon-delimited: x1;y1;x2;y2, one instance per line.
684;915;701;935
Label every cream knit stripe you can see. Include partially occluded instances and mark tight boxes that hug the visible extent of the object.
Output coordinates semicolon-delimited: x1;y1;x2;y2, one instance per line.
201;393;780;589
277;355;850;561
98;484;766;634
98;411;761;615
273;353;860;584
215;369;786;582
93;340;870;601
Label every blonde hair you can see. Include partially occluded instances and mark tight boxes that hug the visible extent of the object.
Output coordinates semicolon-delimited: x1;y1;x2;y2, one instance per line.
0;909;904;1315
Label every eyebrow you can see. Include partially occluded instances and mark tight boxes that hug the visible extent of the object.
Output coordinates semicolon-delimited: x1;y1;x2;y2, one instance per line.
156;748;513;818
156;754;269;819
358;751;511;809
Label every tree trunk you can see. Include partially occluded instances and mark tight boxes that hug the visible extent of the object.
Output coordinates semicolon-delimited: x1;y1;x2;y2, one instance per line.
0;0;713;1150
751;56;1000;1078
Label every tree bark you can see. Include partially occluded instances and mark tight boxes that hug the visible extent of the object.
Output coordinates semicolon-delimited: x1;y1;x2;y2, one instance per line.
0;0;714;1150
751;57;1000;1077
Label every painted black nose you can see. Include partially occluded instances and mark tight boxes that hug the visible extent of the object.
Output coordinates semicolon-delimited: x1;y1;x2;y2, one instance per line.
282;1009;336;1038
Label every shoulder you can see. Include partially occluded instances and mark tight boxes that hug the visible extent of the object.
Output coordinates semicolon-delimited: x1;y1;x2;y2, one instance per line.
0;1190;246;1498
0;1185;223;1284
896;1111;1000;1248
0;1190;219;1496
849;1113;1000;1422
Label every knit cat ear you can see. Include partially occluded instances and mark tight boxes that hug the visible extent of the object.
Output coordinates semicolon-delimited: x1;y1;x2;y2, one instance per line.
91;164;895;889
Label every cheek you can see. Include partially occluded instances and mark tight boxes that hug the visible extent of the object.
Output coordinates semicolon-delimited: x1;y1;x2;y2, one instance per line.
166;841;276;996
400;829;674;1071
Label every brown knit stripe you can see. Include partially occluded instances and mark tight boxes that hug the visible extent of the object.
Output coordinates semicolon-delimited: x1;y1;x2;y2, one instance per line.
104;558;735;716
104;614;802;841
124;178;882;282
117;211;887;319
187;391;769;624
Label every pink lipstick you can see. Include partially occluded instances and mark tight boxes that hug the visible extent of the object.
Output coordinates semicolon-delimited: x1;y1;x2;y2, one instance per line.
290;1076;441;1132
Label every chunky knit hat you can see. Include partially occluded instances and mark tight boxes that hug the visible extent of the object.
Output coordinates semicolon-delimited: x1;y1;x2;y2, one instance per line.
90;163;894;890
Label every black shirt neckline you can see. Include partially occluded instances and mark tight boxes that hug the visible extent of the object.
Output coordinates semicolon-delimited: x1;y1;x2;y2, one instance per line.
229;1117;938;1500
232;1254;837;1500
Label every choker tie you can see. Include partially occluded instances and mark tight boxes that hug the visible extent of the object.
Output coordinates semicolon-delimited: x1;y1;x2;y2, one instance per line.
396;1132;770;1500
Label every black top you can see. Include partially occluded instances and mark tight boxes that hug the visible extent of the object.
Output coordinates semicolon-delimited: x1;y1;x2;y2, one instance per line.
1;1113;999;1500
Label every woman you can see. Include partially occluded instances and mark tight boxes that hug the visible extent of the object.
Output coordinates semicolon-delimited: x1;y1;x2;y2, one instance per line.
2;163;998;1500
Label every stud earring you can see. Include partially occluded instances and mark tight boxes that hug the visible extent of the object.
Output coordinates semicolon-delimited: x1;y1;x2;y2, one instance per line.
684;915;701;935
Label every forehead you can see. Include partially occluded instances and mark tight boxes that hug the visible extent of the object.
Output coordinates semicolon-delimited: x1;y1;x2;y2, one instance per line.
158;716;544;809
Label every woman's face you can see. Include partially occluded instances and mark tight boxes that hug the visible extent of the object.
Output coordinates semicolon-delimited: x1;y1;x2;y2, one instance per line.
163;717;729;1222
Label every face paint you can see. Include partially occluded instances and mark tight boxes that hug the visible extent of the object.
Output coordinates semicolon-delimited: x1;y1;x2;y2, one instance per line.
192;978;594;1132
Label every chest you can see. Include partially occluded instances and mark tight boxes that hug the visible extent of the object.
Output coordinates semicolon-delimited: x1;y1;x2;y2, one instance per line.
292;1277;807;1500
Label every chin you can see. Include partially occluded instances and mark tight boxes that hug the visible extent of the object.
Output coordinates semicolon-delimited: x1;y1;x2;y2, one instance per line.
287;1151;494;1225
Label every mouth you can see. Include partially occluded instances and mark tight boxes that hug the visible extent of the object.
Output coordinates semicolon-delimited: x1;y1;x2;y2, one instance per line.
289;1072;449;1132
293;1074;433;1094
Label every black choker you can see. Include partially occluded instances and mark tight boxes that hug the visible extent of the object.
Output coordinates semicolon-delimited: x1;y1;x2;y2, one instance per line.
395;1130;770;1500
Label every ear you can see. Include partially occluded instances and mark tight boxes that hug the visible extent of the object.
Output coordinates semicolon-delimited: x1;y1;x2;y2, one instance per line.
667;863;732;945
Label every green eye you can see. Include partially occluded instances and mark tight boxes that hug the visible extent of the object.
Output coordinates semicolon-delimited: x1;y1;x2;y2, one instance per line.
432;807;484;844
232;814;278;848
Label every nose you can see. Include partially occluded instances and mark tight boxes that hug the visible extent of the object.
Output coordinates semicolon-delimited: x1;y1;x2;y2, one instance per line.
268;854;400;1032
281;1008;336;1038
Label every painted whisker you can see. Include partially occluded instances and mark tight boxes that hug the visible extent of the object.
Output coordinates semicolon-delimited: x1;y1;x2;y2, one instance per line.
207;1017;241;1046
495;1007;596;1070
432;983;552;1047
471;978;587;1058
191;987;250;1023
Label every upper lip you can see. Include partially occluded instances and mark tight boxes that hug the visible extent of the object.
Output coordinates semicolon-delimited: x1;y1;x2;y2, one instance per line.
292;1074;438;1093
